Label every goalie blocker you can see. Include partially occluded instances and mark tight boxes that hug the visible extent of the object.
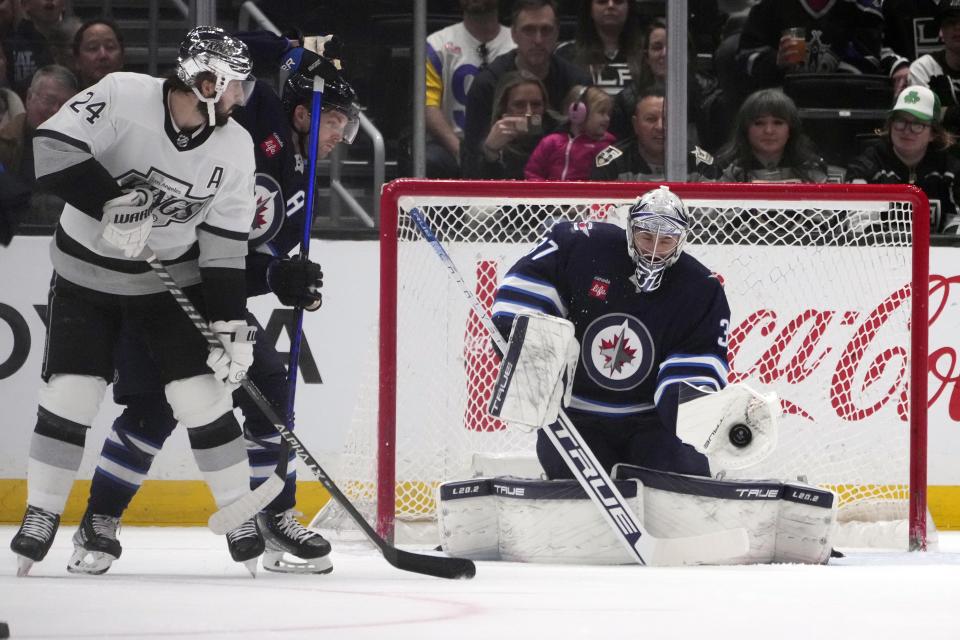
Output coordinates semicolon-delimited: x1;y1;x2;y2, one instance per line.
437;466;837;565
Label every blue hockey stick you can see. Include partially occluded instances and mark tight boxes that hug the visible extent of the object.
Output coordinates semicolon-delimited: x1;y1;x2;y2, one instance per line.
285;75;324;422
409;207;751;566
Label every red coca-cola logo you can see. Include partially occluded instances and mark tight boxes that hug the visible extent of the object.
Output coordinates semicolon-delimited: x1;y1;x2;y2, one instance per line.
727;275;960;424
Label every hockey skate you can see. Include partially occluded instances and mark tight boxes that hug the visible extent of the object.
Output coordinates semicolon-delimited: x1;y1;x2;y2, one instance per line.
226;517;264;577
256;509;333;574
67;511;122;575
10;505;61;577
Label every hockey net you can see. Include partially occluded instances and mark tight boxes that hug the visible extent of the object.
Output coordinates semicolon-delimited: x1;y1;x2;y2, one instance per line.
311;180;930;551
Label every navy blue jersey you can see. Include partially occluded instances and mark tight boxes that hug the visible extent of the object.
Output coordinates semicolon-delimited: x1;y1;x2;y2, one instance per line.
492;221;730;431
231;80;308;296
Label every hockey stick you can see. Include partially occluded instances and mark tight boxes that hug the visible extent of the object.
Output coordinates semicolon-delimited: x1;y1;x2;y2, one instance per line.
285;76;324;424
141;247;285;534
409;207;750;566
143;248;476;579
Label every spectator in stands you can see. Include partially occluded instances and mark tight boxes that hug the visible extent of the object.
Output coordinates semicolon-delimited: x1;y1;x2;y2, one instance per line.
3;0;65;98
591;83;717;181
847;85;960;235
0;0;17;39
47;14;79;70
524;84;615;180
715;88;827;183
463;69;558;179
16;64;75;225
608;18;718;148
733;0;883;93
424;0;515;178
0;49;25;169
881;0;940;97
72;19;124;89
910;1;960;141
461;0;590;177
554;0;642;97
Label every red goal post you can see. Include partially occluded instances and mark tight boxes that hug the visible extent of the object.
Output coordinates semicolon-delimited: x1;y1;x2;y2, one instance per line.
327;179;930;550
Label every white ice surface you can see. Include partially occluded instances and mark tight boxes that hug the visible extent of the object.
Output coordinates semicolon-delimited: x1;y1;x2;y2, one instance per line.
1;527;959;640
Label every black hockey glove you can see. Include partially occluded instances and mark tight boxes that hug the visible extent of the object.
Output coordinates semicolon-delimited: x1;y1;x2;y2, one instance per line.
267;255;323;310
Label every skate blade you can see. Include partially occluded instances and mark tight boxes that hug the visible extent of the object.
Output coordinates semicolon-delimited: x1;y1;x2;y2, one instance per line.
66;548;116;575
263;551;333;575
15;556;34;577
241;558;259;578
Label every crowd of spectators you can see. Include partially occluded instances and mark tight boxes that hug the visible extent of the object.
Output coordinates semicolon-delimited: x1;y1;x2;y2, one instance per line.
414;0;960;236
0;0;124;241
2;0;960;240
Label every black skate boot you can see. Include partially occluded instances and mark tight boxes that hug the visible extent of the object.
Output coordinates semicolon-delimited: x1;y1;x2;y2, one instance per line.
256;509;333;574
10;505;61;576
67;511;122;575
226;517;264;577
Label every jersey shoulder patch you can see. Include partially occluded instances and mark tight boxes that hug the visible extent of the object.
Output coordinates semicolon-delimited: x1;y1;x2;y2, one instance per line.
595;145;623;167
691;145;714;166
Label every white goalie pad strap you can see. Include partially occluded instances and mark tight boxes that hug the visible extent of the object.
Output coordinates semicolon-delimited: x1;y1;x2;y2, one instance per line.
676;382;781;471
488;312;578;430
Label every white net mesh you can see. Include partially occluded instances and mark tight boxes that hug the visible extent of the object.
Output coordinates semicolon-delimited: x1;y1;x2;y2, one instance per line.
312;183;926;549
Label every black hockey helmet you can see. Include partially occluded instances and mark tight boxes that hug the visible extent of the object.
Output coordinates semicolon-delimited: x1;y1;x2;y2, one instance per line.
280;47;359;143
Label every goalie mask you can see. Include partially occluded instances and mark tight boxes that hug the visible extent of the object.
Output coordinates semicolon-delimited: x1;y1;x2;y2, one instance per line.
281;48;360;144
626;185;689;292
177;26;254;126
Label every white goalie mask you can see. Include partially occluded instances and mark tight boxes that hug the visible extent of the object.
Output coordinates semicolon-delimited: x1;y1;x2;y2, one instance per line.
177;26;254;126
625;185;689;292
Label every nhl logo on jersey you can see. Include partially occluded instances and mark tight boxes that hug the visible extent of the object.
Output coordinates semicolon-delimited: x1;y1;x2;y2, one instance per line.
175;133;190;148
588;276;610;300
249;172;285;247
581;313;655;390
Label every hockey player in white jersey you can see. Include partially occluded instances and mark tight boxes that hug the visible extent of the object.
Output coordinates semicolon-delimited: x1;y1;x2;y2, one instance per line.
9;26;263;577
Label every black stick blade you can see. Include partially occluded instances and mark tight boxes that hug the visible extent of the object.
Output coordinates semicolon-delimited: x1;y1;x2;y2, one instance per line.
386;548;477;580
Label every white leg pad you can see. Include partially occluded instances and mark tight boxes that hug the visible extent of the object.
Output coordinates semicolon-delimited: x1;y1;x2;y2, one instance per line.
37;374;107;426
165;374;233;429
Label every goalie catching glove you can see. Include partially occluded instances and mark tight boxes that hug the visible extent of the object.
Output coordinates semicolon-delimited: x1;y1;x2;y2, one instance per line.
100;187;154;257
267;256;323;311
206;320;257;386
675;382;781;472
488;312;579;430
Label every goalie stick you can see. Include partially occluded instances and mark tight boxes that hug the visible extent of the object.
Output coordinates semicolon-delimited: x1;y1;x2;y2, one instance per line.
409;207;750;566
143;247;476;580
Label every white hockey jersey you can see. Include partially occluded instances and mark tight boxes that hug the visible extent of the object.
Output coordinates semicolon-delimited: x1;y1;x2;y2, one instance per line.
426;22;514;135
34;71;256;296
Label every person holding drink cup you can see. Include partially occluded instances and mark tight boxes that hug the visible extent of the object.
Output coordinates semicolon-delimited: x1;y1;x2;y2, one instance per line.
734;0;883;90
779;27;807;70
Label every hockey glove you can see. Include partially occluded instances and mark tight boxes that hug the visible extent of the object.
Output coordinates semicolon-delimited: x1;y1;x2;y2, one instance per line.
101;188;154;258
206;320;257;387
267;256;323;311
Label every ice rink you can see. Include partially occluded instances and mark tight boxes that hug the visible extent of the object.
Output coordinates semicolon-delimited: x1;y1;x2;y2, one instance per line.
1;526;959;639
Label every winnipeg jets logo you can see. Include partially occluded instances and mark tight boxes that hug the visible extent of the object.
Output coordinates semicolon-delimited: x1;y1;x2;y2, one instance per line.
249;172;284;247
599;326;636;374
581;314;655;390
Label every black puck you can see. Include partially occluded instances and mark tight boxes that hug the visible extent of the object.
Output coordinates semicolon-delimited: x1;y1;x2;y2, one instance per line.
729;424;753;448
0;620;9;638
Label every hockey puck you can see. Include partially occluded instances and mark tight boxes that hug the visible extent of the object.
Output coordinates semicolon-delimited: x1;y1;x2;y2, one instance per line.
729;424;752;448
0;621;9;638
